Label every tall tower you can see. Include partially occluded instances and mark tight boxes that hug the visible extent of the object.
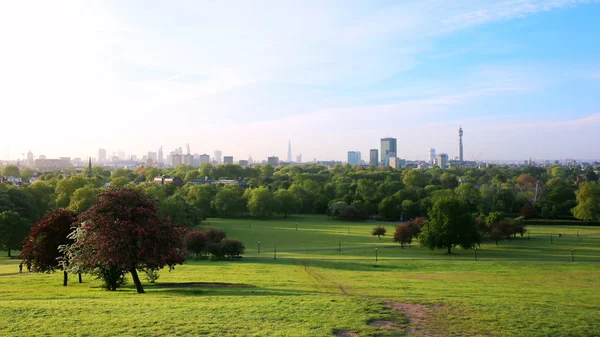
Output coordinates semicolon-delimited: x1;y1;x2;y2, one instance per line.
458;126;464;163
287;141;292;163
87;157;92;177
429;148;436;165
158;146;163;164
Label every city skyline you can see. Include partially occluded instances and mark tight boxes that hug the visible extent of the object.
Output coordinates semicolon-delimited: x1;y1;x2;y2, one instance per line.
1;1;600;162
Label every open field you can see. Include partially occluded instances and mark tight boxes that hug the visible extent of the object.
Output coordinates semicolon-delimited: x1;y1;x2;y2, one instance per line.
1;216;600;336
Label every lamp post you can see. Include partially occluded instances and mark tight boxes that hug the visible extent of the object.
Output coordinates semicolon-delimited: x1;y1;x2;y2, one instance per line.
571;248;574;262
375;248;378;262
338;241;341;252
475;247;478;262
274;246;276;260
258;241;260;254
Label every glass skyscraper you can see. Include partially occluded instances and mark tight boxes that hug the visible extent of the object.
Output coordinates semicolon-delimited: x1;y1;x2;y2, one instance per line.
380;138;397;164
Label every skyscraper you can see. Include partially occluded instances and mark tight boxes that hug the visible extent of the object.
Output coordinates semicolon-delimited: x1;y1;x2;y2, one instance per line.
296;154;302;163
369;149;378;166
287;141;292;163
158;146;163;164
347;151;361;165
27;151;34;167
437;153;449;169
429;148;436;165
98;148;107;163
380;138;397;164
458;126;464;163
214;150;222;164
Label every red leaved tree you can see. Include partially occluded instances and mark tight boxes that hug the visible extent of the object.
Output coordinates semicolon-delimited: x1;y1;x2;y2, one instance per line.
20;209;78;286
393;224;413;248
70;187;186;293
185;230;207;256
371;226;386;240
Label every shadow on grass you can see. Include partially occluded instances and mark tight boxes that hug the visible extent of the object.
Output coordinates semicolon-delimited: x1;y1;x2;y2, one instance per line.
146;285;319;297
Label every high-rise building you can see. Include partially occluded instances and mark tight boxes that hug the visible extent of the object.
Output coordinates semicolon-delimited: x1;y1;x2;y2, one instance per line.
347;151;361;165
287;141;292;163
171;153;182;167
183;154;194;166
380;138;397;164
437;153;449;169
296;154;302;163
429;148;436;165
148;152;158;163
118;151;125;160
223;156;233;164
239;160;249;167
26;151;34;167
458;126;464;163
199;154;210;164
267;156;279;166
98;148;107;163
369;149;378;166
186;143;191;155
214;150;222;164
389;157;400;169
158;146;163;164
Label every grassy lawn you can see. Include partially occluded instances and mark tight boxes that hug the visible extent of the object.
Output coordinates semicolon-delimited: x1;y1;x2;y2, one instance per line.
1;215;599;336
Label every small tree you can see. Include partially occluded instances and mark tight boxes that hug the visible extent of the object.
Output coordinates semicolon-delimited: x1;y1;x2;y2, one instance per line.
20;209;78;286
221;239;245;259
68;187;186;293
0;211;29;257
419;197;481;254
572;181;600;222
393;224;412;248
372;226;386;240
185;230;207;256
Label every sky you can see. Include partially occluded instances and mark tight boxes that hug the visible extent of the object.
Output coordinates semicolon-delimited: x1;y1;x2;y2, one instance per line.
1;0;600;163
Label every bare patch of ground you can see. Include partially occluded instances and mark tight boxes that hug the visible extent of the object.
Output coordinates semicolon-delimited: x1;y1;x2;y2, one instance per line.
386;302;445;337
153;282;255;288
334;330;360;337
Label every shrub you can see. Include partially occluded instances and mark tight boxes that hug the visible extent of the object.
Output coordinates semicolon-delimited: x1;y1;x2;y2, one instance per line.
221;239;245;259
185;230;207;256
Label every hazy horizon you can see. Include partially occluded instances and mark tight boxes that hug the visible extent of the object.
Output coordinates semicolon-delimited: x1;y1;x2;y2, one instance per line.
1;1;599;162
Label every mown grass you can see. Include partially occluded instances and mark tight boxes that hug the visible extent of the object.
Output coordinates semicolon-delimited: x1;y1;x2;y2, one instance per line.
1;215;599;336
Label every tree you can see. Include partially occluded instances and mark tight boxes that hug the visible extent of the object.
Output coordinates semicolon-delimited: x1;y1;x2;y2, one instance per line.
418;197;481;254
402;170;428;188
19;209;78;286
220;239;245;259
520;203;536;219
67;187;186;293
393;224;413;248
273;189;300;218
245;187;277;218
1;164;20;177
25;181;57;220
212;186;247;217
184;183;217;217
455;183;481;213
0;211;28;257
372;226;386;240
572;182;600;222
20;167;35;182
184;230;207;256
68;186;101;213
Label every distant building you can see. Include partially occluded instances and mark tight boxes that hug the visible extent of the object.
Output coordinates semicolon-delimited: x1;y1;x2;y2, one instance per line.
26;151;34;167
287;141;292;163
239;160;249;167
369;149;378;166
381;138;397;165
171;153;182;167
98;148;107;163
158;146;164;164
458;126;464;163
389;157;405;168
347;151;361;165
223;156;234;164
183;154;194;166
34;158;71;169
437;153;449;169
153;176;183;186
267;156;280;167
199;154;210;164
214;150;222;164
429;148;436;165
148;152;158;163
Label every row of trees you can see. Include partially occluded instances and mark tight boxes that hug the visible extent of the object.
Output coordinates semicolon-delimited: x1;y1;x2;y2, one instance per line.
18;187;243;293
2;164;599;256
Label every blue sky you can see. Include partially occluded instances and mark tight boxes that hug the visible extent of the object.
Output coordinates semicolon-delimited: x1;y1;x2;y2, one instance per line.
1;0;599;162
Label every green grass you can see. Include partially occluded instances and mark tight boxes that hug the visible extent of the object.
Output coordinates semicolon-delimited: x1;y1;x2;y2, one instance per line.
1;215;600;336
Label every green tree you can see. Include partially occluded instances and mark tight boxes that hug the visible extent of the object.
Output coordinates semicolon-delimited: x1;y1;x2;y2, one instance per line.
572;182;600;222
25;181;57;219
212;186;246;217
184;183;217;217
455;183;481;212
55;176;94;208
68;186;101;213
0;211;28;257
274;189;300;218
418;197;481;254
246;187;277;218
1;164;20;177
20;167;35;182
403;170;428;189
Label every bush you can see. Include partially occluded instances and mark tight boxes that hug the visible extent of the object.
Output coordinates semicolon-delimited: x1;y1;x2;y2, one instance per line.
144;269;160;283
185;230;207;256
221;239;245;259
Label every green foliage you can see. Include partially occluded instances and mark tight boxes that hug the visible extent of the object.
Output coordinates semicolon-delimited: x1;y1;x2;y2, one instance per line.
274;189;300;218
0;210;28;257
68;186;101;213
212;185;246;217
572;181;600;222
20;167;35;182
1;164;20;177
245;187;277;218
419;197;481;253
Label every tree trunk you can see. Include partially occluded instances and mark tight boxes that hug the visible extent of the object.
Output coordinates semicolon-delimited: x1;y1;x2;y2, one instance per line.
78;273;82;283
447;246;452;254
63;271;68;287
378;235;381;240
130;268;145;294
7;248;11;257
